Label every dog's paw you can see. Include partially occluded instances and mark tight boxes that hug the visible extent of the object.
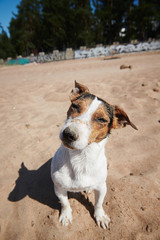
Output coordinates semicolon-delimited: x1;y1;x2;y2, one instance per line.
59;207;72;226
94;208;110;230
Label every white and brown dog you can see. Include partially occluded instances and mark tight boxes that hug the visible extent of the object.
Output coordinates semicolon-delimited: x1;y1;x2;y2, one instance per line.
51;81;137;229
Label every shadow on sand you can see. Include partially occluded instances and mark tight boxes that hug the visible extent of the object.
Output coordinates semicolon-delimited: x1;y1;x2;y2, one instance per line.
8;159;94;218
103;56;121;60
8;159;60;210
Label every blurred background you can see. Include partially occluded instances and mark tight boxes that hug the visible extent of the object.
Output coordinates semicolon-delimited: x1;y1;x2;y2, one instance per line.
0;0;160;59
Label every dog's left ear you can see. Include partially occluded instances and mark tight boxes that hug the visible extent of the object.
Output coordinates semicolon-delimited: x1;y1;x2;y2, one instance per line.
112;105;138;130
70;81;89;102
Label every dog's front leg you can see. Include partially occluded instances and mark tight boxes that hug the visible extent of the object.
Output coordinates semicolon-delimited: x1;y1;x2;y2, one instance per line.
54;185;72;226
94;183;110;229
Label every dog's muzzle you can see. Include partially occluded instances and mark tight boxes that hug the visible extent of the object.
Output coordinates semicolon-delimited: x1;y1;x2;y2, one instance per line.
62;126;79;146
60;119;89;150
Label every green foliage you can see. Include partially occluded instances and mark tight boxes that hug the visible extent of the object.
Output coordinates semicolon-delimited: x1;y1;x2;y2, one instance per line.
0;0;160;58
133;0;160;40
0;28;16;59
9;0;42;56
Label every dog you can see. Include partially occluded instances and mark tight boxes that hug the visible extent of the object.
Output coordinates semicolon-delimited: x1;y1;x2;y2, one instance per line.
51;81;137;229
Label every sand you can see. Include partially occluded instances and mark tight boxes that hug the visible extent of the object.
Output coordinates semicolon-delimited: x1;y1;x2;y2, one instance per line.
0;52;160;240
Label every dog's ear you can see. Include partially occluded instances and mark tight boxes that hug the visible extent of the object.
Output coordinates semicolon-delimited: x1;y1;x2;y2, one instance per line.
70;81;89;102
112;105;138;130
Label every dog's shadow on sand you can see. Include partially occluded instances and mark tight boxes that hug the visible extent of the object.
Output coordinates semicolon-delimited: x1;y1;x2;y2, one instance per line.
8;159;94;218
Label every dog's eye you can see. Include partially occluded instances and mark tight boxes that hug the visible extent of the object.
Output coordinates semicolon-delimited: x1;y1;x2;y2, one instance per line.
71;103;80;112
95;118;108;123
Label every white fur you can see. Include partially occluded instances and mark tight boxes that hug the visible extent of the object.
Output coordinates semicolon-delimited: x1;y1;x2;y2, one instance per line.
51;97;110;229
51;139;107;192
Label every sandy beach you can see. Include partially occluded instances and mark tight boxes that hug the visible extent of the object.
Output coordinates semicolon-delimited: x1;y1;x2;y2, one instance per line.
0;52;160;240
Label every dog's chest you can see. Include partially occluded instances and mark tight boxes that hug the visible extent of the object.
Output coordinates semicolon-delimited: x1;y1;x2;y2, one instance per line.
51;141;107;192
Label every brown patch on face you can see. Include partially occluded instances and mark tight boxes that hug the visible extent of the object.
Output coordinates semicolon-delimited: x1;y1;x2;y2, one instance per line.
88;104;110;144
67;97;93;119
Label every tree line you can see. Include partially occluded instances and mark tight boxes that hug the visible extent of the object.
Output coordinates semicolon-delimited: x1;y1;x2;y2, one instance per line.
0;0;160;59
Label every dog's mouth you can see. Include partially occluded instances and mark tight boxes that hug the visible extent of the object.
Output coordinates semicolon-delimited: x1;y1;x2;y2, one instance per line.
61;140;75;150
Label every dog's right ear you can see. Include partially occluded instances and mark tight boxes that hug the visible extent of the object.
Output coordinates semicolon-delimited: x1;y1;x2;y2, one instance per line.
70;81;89;102
112;105;138;130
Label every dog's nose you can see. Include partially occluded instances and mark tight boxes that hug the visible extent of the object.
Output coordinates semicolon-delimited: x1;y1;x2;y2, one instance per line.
63;127;79;142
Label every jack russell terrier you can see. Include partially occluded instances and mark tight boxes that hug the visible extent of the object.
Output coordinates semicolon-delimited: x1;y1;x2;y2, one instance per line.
51;81;137;229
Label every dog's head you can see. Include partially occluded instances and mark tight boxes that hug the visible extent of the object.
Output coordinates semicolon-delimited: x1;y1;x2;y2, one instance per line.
60;81;137;150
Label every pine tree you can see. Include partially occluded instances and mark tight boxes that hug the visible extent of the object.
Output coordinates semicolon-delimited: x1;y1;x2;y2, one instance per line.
41;0;93;51
7;0;160;56
131;0;160;41
9;0;42;56
41;0;62;51
92;0;136;44
0;27;15;59
72;0;93;48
